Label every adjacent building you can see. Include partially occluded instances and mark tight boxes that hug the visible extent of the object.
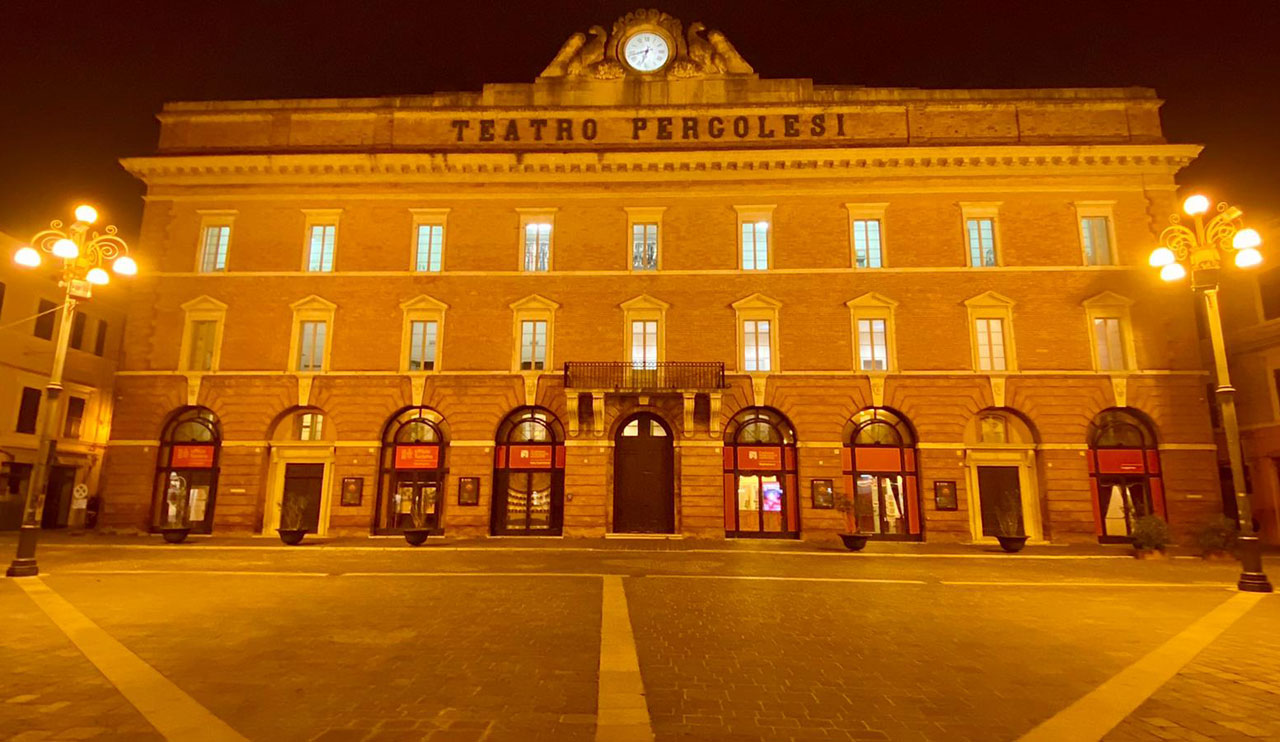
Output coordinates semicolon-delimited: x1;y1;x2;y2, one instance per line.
104;9;1225;545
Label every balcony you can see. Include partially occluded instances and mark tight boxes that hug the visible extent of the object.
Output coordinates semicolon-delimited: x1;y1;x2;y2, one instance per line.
563;362;727;392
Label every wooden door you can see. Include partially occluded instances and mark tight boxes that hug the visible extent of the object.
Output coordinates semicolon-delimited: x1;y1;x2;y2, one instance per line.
977;465;1023;537
282;463;325;532
613;414;674;533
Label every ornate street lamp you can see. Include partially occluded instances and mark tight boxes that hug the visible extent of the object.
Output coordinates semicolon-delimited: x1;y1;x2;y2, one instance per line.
1149;195;1272;592
6;205;137;578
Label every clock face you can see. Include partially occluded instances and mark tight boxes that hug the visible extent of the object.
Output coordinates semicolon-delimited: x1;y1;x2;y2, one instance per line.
624;32;670;72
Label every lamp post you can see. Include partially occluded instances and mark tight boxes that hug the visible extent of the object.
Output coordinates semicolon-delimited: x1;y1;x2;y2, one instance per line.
6;205;136;578
1149;194;1272;593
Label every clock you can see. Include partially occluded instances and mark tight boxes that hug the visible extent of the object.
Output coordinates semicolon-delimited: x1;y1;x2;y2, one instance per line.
623;32;671;72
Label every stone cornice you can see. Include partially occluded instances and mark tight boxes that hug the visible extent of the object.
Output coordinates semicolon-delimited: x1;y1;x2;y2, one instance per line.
121;144;1201;186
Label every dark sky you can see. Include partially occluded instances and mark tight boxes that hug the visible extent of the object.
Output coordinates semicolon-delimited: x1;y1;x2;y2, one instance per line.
2;0;1279;243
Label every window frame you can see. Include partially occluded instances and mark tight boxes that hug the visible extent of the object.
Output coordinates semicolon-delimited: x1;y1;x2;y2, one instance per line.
179;296;228;373
845;203;888;269
624;206;665;272
93;319;108;357
34;299;56;340
16;386;41;434
517;208;557;273
735;205;776;272
288;295;337;373
732;293;782;373
960;202;1002;268
410;208;449;273
195;210;236;273
399;294;448;373
964;291;1017;372
509;295;559;373
847;292;898;372
1075;201;1119;267
301;209;342;273
620;294;669;368
63;395;87;439
1083;292;1137;372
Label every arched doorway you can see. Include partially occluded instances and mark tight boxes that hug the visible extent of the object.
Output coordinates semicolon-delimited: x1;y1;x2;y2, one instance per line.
265;407;335;535
723;407;799;538
376;407;449;535
843;408;921;540
613;412;674;534
492;407;565;535
964;408;1043;542
1088;408;1165;542
152;406;221;534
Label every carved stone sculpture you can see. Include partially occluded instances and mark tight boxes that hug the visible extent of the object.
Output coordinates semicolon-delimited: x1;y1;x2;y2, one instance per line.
708;29;754;74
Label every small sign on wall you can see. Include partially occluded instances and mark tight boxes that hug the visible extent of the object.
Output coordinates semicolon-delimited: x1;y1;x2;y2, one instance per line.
810;479;834;509
933;481;958;511
458;477;480;506
340;477;363;506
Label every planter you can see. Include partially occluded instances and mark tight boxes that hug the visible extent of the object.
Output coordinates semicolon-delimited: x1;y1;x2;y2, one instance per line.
276;528;308;546
159;527;190;544
1134;548;1166;560
838;533;869;552
996;535;1029;553
403;528;431;547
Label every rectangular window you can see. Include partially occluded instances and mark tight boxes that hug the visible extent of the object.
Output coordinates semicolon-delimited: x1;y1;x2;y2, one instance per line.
974;318;1007;371
523;223;551;272
34;299;56;340
0;281;6;318
297;320;327;371
69;313;87;350
16;387;40;434
298;412;324;441
966;218;997;267
415;224;444;272
1093;317;1126;370
306;225;336;272
63;396;86;439
200;225;230;272
741;220;769;270
743;319;772;372
520;320;547;370
853;219;883;268
631;320;658;368
632;223;658;271
857;318;888;371
93;320;107;356
408;320;438;371
187;320;217;371
1259;267;1280;321
1081;216;1113;266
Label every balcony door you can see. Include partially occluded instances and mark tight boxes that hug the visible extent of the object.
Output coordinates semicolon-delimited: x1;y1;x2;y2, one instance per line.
613;413;675;534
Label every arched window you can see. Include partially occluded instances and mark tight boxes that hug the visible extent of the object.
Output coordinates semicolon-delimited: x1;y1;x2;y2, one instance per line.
376;407;448;534
492;407;565;535
843;408;920;539
1088;408;1164;542
153;407;221;533
723;407;798;538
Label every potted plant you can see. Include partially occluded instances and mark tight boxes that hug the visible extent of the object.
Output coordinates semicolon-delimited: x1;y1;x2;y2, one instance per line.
832;492;869;551
1196;516;1238;561
402;494;432;547
276;493;308;545
995;506;1028;553
158;481;191;544
1131;514;1171;559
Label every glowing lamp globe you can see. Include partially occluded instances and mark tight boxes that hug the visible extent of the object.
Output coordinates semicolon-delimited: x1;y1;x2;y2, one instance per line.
86;267;110;285
14;246;41;267
1236;248;1263;269
52;238;79;259
1183;195;1211;216
112;255;138;275
1148;247;1176;267
1233;228;1262;250
1160;262;1187;282
74;204;98;224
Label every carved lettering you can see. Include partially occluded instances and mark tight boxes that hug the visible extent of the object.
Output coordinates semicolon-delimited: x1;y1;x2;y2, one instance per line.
530;119;549;141
450;120;471;141
479;119;496;141
836;113;846;136
707;116;725;138
503;120;521;141
783;114;800;137
656;117;673;140
681;117;699;140
757;115;775;138
810;114;826;136
555;119;573;141
733;116;749;137
631;117;648;140
582;118;598;140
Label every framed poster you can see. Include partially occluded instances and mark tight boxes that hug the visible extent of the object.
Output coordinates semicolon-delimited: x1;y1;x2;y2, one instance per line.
340;477;363;506
458;477;480;506
810;479;834;509
934;480;958;511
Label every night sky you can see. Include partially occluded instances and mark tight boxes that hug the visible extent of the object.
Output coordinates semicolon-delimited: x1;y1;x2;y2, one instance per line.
2;0;1278;243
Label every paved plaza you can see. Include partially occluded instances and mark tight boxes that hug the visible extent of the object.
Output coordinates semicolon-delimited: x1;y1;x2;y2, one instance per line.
0;535;1277;742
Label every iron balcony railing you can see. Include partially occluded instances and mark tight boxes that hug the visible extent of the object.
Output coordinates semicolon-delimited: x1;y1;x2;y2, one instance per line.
563;362;727;391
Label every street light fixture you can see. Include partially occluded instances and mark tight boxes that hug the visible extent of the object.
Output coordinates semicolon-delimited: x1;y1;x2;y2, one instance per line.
6;205;136;578
1150;194;1273;593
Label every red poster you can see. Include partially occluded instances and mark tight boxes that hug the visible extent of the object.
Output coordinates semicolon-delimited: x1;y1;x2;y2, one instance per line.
395;445;440;469
171;444;215;469
1096;449;1145;474
509;444;553;469
736;446;782;471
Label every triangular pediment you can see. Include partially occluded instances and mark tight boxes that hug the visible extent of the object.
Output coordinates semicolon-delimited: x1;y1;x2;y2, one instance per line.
963;291;1015;308
400;294;450;312
731;293;782;310
510;294;561;311
619;294;670;311
289;294;336;311
1082;291;1134;307
181;295;227;312
846;292;898;309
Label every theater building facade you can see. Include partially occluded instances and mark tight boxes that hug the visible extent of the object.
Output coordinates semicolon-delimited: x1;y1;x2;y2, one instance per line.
103;10;1225;544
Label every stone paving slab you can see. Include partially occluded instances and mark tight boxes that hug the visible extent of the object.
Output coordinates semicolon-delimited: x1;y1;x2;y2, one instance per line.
0;580;161;742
